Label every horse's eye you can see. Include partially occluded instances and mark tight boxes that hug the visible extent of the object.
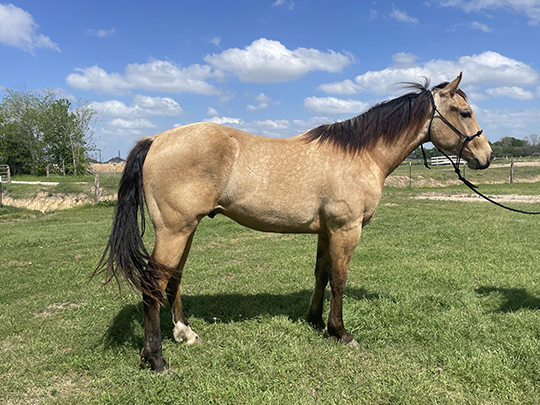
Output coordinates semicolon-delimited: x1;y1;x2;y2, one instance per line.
460;111;471;118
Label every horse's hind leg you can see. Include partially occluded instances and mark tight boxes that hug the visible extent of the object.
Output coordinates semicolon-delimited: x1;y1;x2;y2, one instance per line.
307;234;331;330
140;226;197;371
141;289;168;372
166;232;202;345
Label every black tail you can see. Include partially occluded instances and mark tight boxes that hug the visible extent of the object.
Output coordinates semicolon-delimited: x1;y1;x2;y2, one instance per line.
93;137;162;297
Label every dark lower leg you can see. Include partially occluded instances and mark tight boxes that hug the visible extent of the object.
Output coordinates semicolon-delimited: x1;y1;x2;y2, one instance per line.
307;274;329;329
307;235;330;329
327;272;357;346
140;293;168;372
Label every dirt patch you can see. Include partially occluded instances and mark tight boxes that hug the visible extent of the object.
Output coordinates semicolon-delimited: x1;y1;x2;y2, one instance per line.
385;174;540;188
491;161;540;168
2;192;115;212
414;193;540;204
384;175;462;188
89;163;125;173
35;303;81;318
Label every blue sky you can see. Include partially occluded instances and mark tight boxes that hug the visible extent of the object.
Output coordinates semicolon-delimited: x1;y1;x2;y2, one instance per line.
1;0;540;161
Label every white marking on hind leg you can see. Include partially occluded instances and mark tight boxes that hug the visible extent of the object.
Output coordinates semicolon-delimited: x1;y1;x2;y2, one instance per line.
173;321;201;345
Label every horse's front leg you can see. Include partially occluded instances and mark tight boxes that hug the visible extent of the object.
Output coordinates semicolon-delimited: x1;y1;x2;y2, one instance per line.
326;226;361;347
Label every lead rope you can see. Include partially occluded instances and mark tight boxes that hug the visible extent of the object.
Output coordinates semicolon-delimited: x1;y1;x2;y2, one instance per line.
423;92;540;215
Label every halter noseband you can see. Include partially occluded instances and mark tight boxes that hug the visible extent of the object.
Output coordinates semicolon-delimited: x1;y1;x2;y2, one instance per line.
422;90;540;215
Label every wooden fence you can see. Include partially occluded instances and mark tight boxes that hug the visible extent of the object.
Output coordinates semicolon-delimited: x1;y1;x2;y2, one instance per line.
430;156;467;166
0;165;11;182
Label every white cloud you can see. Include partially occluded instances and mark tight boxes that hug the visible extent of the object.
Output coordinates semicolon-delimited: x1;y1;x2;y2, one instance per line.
486;86;535;100
435;0;540;25
88;28;116;38
251;119;290;130
293;117;331;129
319;51;538;96
389;8;419;24
66;60;220;95
304;97;370;115
246;93;273;111
204;38;354;83
91;95;183;118
207;107;219;116
210;37;221;47
317;79;362;95
476;107;540;135
108;118;158;129
203;116;245;125
0;4;60;53
272;0;295;10
392;52;418;68
196;116;331;138
469;21;492;32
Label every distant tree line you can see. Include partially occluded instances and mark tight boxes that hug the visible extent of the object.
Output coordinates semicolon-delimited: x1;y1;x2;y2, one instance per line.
490;135;539;157
416;134;539;160
0;86;97;176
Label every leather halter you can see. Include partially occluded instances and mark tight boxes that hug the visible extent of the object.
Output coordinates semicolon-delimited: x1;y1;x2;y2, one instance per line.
424;92;483;189
422;90;540;215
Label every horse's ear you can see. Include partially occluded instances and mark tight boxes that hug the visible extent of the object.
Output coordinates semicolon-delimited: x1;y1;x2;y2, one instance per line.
440;72;462;98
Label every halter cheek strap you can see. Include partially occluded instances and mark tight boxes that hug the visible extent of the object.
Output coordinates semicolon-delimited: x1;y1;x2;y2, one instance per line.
424;92;540;215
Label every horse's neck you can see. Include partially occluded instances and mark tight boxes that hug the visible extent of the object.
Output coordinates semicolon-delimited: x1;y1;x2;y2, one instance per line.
368;122;429;178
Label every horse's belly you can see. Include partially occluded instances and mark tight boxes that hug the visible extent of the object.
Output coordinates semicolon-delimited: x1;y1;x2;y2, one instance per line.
221;203;321;234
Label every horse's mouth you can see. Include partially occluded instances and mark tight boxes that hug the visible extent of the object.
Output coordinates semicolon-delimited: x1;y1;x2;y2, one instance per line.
469;153;494;170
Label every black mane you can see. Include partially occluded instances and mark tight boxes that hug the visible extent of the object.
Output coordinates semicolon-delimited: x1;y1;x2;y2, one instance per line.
302;80;465;154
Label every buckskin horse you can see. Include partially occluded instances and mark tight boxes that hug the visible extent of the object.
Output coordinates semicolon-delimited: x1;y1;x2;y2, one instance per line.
95;73;493;372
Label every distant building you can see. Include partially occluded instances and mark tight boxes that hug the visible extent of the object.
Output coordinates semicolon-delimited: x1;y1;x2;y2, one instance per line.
106;157;126;164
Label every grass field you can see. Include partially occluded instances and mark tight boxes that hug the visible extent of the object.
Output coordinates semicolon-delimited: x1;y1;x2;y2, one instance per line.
1;181;540;404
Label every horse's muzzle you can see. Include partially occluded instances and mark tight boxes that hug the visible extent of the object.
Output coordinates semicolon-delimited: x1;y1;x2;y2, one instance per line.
469;152;494;170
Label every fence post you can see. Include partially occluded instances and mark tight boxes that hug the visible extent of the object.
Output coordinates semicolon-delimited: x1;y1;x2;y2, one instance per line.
7;166;10;183
510;158;514;184
94;173;101;203
46;164;50;181
409;161;412;188
0;177;3;207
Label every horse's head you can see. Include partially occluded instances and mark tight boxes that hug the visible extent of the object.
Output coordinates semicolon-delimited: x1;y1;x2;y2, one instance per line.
429;73;493;169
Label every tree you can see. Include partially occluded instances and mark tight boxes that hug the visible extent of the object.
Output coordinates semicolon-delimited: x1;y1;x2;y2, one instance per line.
0;86;47;174
524;134;539;156
0;87;97;175
62;100;97;175
492;136;527;157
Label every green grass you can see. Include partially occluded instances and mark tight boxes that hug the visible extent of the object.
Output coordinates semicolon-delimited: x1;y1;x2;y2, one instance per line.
1;183;540;403
390;161;540;185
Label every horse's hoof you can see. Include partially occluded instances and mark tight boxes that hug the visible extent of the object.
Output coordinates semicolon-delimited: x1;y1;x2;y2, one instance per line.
306;314;326;330
345;338;360;348
174;322;203;345
190;335;203;345
140;350;169;372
